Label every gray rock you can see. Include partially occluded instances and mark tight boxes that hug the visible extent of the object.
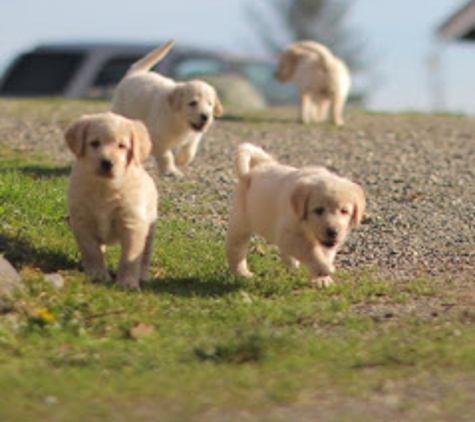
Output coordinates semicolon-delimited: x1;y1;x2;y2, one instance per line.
44;273;65;290
0;255;23;296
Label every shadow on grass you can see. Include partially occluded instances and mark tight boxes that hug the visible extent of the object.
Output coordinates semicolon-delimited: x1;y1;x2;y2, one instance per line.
221;114;292;124
0;233;79;273
142;275;243;298
17;165;71;179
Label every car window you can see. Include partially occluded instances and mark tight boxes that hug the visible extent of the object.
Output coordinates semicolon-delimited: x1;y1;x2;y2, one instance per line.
238;61;299;105
92;56;140;88
0;52;84;96
171;57;226;79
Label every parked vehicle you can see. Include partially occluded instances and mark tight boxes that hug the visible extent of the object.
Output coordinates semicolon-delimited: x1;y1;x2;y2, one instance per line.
0;42;298;105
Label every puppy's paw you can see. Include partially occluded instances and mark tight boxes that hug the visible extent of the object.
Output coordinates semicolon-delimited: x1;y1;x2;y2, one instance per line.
232;265;254;278
161;168;184;178
86;268;112;283
236;269;254;278
310;275;334;289
116;277;141;290
281;254;300;269
175;151;193;166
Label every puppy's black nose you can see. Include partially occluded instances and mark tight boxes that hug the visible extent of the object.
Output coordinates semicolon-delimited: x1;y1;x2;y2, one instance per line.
101;159;113;173
326;228;338;240
200;113;209;123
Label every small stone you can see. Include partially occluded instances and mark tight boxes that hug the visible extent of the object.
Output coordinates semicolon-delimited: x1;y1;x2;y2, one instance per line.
44;273;65;290
0;255;23;296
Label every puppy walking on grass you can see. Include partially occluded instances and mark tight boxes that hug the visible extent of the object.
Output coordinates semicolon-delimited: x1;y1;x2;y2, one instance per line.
65;112;158;289
112;40;223;177
226;143;365;288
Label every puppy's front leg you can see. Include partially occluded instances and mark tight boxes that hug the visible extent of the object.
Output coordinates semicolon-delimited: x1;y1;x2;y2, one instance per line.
73;230;110;282
280;252;300;269
116;226;149;289
305;246;336;288
279;232;334;288
155;148;183;177
175;136;202;166
139;223;156;281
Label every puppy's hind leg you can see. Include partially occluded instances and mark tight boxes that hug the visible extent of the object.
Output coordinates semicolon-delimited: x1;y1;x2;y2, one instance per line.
330;95;345;127
226;206;253;278
315;99;330;123
299;93;312;124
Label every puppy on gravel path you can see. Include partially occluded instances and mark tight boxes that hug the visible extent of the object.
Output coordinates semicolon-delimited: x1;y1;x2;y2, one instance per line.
65;112;158;289
274;40;351;126
226;143;365;287
112;40;223;177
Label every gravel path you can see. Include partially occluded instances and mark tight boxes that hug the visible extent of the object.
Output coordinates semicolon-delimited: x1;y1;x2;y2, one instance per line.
180;111;475;283
0;103;474;288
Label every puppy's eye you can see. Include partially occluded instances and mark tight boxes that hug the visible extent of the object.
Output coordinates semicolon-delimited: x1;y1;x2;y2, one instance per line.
118;143;127;150
341;208;350;215
188;100;198;107
314;207;325;216
90;140;100;148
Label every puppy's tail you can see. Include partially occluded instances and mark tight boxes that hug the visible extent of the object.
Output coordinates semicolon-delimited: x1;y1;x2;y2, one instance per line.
126;40;175;76
293;40;335;69
235;143;274;181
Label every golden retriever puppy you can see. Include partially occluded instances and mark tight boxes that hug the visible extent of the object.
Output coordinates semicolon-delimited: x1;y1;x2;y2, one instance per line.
226;143;365;288
275;40;351;126
112;40;223;177
65;112;158;289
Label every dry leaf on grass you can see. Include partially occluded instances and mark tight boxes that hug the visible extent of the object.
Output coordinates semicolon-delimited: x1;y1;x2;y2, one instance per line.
129;322;154;340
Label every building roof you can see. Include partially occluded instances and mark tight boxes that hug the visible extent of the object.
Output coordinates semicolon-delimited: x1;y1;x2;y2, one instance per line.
437;0;475;40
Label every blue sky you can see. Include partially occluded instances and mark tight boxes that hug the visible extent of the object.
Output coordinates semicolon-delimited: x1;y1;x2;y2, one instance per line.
0;0;473;113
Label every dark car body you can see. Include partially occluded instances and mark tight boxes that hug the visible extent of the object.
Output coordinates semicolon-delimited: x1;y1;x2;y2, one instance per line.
0;42;298;105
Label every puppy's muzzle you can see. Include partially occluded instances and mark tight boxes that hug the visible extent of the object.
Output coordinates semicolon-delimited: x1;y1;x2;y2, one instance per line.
191;114;209;132
100;159;114;175
323;228;338;248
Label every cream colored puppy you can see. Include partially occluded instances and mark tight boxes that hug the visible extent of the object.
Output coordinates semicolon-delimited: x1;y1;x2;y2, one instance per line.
65;112;158;289
275;40;351;126
112;40;223;177
226;143;365;288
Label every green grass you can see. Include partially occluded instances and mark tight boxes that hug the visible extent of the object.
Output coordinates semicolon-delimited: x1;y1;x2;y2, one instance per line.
1;114;475;421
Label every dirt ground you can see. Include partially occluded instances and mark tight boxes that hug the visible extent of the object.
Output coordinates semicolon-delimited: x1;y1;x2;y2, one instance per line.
0;103;474;318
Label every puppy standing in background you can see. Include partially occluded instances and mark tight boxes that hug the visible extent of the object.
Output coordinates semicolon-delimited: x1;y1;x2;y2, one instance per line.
275;40;351;126
226;143;365;288
112;40;223;177
65;112;158;289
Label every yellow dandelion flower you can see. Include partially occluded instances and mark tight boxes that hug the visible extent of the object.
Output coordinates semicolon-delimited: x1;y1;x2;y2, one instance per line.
35;308;55;323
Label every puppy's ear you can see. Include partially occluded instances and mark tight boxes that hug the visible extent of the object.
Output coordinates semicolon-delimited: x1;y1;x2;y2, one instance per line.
129;120;152;165
291;183;311;221
277;49;299;81
168;86;184;112
214;92;224;117
351;184;366;228
64;116;91;157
